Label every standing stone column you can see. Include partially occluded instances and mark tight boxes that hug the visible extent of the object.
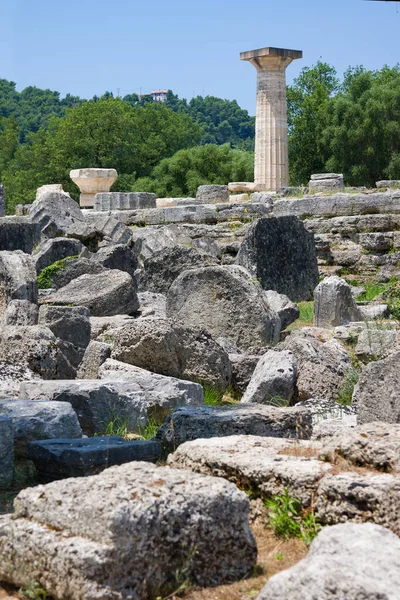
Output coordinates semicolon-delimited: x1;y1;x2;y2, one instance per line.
240;47;302;191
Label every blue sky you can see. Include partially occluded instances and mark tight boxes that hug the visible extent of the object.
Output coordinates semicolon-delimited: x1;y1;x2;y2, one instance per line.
1;0;400;114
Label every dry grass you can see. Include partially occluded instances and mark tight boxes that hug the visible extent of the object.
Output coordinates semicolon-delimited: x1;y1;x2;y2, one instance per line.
278;446;320;459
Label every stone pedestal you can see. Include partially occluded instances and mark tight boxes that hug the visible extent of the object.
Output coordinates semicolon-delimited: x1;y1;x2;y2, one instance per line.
70;168;118;208
309;173;344;193
240;47;302;191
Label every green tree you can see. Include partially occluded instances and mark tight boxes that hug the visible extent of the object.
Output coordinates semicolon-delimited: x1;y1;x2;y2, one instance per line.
132;144;254;197
3;98;201;211
287;61;339;185
0;117;18;179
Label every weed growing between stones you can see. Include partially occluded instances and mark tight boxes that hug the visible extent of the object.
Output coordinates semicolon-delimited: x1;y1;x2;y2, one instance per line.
286;301;314;330
203;386;240;406
383;280;400;319
357;281;388;302
137;417;159;440
335;367;360;405
37;256;78;289
19;582;49;600
265;489;321;545
96;413;160;440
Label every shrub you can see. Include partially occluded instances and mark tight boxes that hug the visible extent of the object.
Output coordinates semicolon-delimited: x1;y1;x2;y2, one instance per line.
37;256;78;289
265;489;321;545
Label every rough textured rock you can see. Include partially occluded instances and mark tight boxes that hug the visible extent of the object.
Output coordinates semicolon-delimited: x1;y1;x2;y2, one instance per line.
157;404;314;456
0;325;63;379
139;246;216;294
47;257;107;290
0;400;82;457
112;318;232;389
3;299;38;326
94;191;156;210
99;359;204;407
279;328;351;401
39;305;91;374
0;462;257;598
166;265;281;351
0;251;37;322
196;184;229;203
317;422;400;472
29;191;86;238
313;276;362;328
0;417;13;488
0;218;41;253
353;351;400;424
229;353;259;394
40;270;139;316
20;377;203;436
241;350;297;405
354;325;399;361
76;341;112;378
168;435;330;506
90;244;139;280
27;437;161;480
137;291;166;319
315;471;400;533
34;237;84;273
131;223;193;261
36;184;66;200
262;290;300;330
257;523;400;600
308;172;344;193
90;314;137;340
236;216;319;301
0;361;40;400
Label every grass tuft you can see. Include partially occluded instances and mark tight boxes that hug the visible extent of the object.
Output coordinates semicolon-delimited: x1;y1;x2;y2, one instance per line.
265;489;321;545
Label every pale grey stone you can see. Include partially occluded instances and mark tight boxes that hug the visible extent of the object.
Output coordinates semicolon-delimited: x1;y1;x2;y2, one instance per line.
313;276;362;328
236;216;319;301
34;237;84;273
358;303;389;320
309;173;344;193
0;251;37;323
45;257;106;290
376;179;400;189
241;350;297;405
196;184;229;203
315;471;400;533
354;326;398;360
76;341;112;378
358;232;393;251
229;353;259;393
94;192;156;211
257;523;400;600
262;290;300;330
3;300;38;326
112;317;232;389
166;265;281;351
29;191;85;238
90;314;137;340
90;243;139;280
0;400;82;457
136;291;166;319
157;404;314;456
168;435;329;506
40;270;139;316
0;417;13;488
0;462;257;598
279;328;352;401
353;351;400;424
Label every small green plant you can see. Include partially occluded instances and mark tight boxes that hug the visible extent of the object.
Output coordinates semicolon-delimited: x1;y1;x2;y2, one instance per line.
267;395;290;408
357;281;388;302
99;414;128;438
37;255;78;289
298;301;314;324
204;386;223;406
335;367;360;405
383;280;400;320
19;582;49;600
275;553;284;561
137;417;159;440
265;489;321;545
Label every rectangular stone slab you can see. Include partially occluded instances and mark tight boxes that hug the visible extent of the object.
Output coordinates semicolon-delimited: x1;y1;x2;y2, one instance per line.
27;436;161;480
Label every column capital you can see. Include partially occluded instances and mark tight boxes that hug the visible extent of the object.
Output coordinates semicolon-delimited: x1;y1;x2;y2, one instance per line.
240;47;302;72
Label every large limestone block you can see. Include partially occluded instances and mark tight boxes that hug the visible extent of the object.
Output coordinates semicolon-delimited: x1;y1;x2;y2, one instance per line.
315;471;400;534
236;216;319;301
139;246;217;294
257;523;400;600
0;251;37;320
0;218;41;253
168;435;330;506
76;341;112;378
44;257;107;290
90;244;139;280
309;172;344;193
99;359;204;406
166;265;281;351
34;237;84;273
196;184;229;203
0;417;13;488
70;168;118;208
313;276;362;328
353;351;400;424
29;191;85;238
94;192;156;211
20;377;203;435
111;318;232;389
0;400;82;457
157;404;314;456
0;462;257;598
279;328;351;401
241;350;297;405
262;290;300;330
40;270;139;316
